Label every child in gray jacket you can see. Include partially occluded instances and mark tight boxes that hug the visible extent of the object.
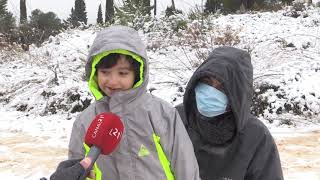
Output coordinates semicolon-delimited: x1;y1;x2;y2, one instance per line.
60;26;200;180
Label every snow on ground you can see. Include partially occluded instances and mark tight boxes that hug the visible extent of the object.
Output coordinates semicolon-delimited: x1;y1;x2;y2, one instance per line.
1;6;320;180
0;109;70;179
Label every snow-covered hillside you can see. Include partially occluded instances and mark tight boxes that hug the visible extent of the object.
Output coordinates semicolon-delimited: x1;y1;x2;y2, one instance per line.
0;6;320;180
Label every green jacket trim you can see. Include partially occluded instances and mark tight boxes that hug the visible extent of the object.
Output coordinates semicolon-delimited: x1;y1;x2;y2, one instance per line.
88;49;145;100
83;135;175;180
83;143;102;180
153;133;175;180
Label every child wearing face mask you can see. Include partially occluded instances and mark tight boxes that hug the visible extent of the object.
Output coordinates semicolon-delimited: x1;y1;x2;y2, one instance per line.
52;26;201;180
194;82;229;117
176;46;283;180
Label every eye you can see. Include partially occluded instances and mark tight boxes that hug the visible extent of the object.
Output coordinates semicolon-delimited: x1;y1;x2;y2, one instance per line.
99;69;110;75
201;79;211;85
119;71;129;76
199;78;212;87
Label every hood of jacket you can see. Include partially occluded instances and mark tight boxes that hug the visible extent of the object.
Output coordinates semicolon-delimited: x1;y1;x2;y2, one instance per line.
183;46;253;134
85;25;149;103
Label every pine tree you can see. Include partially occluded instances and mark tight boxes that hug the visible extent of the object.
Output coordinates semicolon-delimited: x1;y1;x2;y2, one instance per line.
171;0;175;11
241;0;262;10
121;0;153;16
67;0;87;27
281;0;294;5
0;12;15;33
223;0;242;13
0;0;7;15
205;0;222;13
22;9;63;46
20;0;27;24
105;0;114;23
97;4;103;24
0;0;16;34
74;0;87;24
143;0;151;15
115;0;153;28
67;7;78;27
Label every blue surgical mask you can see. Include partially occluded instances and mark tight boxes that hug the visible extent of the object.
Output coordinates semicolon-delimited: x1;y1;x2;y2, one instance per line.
195;82;228;118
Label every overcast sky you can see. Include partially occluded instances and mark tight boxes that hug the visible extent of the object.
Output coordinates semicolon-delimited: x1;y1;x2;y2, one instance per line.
7;0;202;24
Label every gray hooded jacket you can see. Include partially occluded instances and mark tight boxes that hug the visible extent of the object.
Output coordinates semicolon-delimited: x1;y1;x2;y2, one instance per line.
176;47;283;180
68;26;200;180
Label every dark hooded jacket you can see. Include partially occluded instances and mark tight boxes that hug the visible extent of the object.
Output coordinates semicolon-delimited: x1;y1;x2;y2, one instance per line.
176;46;283;180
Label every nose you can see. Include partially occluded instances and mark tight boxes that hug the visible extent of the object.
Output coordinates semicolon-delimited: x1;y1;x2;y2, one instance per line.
107;73;118;87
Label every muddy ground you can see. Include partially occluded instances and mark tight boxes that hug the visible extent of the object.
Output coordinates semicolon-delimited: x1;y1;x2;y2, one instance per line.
0;130;319;179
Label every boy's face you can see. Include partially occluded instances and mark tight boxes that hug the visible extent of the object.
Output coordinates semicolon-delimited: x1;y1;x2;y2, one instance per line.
97;58;135;96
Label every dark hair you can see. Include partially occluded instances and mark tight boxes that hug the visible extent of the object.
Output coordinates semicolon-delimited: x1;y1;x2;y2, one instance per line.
95;53;141;85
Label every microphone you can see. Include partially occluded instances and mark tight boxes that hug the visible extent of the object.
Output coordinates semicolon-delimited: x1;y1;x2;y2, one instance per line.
81;112;124;179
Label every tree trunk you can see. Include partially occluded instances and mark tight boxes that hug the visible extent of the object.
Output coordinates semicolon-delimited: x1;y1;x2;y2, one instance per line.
154;0;157;15
97;4;103;24
20;0;27;24
171;0;175;11
105;0;114;23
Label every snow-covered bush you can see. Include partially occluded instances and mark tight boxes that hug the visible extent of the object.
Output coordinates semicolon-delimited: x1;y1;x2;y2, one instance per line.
251;83;279;117
214;25;241;46
165;6;183;17
283;2;309;18
293;2;306;11
41;88;92;115
188;5;207;21
1;9;320;126
251;71;320;124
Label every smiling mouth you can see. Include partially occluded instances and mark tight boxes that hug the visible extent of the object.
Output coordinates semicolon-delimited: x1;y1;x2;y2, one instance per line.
107;87;119;93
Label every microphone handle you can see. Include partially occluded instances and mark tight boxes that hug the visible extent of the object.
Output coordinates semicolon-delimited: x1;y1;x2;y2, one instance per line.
80;146;101;180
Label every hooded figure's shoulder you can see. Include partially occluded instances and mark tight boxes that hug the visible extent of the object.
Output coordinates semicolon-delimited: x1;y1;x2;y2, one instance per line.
241;115;274;145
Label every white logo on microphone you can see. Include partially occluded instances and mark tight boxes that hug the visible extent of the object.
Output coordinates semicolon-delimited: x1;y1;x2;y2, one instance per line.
92;116;104;138
109;128;122;139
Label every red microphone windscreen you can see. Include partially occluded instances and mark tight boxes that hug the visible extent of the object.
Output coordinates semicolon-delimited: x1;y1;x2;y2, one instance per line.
85;112;124;155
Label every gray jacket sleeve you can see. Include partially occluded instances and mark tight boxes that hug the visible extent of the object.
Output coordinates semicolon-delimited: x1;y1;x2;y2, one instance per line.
161;108;201;180
68;114;86;160
245;131;284;180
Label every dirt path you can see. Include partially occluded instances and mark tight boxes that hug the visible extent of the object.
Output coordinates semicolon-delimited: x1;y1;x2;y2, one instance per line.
276;130;320;179
0;130;320;179
0;132;67;178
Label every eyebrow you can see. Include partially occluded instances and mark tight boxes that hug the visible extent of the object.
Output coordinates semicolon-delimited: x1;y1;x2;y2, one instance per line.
98;67;132;71
118;67;133;71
